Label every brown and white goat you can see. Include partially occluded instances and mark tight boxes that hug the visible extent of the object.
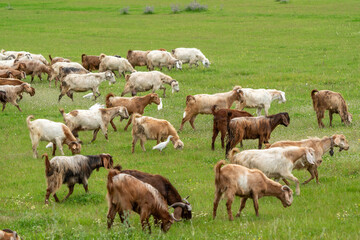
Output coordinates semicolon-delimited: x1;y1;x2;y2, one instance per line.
213;160;293;221
114;165;192;220
228;146;316;195
26;115;81;158
132;114;184;153
0;78;35;102
59;106;129;143
0;83;35;111
0;229;21;240
49;55;71;65
211;105;253;150
81;54;100;71
311;89;352;128
107;170;179;233
225;112;290;153
43;153;113;204
266;134;349;184
179;87;244;131
106;92;161;131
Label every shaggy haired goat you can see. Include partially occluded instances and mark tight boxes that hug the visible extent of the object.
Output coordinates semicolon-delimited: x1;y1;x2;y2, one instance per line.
225;112;290;152
266;134;349;184
311;89;352;128
43;153;113;204
81;54;100;71
213;160;293;221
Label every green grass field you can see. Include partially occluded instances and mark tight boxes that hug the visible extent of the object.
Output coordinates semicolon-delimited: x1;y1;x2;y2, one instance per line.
0;0;359;239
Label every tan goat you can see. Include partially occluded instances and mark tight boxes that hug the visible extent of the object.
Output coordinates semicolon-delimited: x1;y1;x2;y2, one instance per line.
0;83;35;111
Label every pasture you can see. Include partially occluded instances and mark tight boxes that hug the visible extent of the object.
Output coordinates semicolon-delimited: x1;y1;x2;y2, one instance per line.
0;0;359;239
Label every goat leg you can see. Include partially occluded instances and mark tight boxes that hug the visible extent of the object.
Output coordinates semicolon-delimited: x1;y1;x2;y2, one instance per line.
62;185;74;202
236;197;248;217
110;119;118;132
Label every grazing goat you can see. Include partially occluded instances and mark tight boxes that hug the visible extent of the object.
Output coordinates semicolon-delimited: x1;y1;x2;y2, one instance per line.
132;114;184;153
81;54;100;71
106;92;160;131
43;153;113;204
266;134;349;184
172;48;210;68
228;146;316;195
0;83;35;111
13;59;52;83
147;50;182;71
114;165;192;220
107;170;179;232
121;71;179;97
59;71;115;102
59;106;129;142
0;69;26;80
179;87;243;131
49;55;71;65
235;88;286;116
127;50;150;68
99;54;135;77
211;105;253;150
0;229;21;240
49;61;85;86
26;115;81;158
225;112;290;152
213;160;293;221
311;89;352;128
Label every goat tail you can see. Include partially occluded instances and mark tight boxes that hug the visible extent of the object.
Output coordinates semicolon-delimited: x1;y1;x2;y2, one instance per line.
214;160;226;184
107;169;121;193
59;108;66;120
105;93;115;107
264;143;272;149
0;90;7;103
42;153;51;176
125;74;130;82
311;89;319;110
99;53;106;61
228;148;240;163
127;50;132;59
48;55;53;61
26;115;34;127
211;105;217;115
81;54;86;62
186;95;196;105
171;49;175;55
131;113;142;125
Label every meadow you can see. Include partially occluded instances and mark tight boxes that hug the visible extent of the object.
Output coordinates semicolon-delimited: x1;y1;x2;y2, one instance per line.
0;0;359;239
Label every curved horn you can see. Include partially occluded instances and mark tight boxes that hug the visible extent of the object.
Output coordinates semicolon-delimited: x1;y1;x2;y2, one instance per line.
281;185;291;191
182;196;190;204
170;213;181;222
170;202;186;209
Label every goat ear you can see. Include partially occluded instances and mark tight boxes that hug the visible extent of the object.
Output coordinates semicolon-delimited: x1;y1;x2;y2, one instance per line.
305;149;315;165
333;136;341;145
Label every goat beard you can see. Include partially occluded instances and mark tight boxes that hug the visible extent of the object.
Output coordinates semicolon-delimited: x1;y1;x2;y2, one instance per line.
96;168;99;172
329;148;334;156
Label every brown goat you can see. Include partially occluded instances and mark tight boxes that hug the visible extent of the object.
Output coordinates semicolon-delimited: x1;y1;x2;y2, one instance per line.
106;92;161;131
107;170;179;233
311;89;352;128
213;160;293;221
81;54;100;71
0;229;21;240
0;83;35;111
225;112;290;153
49;55;71;65
0;78;35;102
127;50;150;68
0;69;26;80
13;59;52;83
211;105;253;150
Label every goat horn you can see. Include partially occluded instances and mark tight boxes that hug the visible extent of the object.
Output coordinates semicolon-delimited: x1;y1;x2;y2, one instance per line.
170;213;181;222
182;196;190;204
170;202;186;209
281;185;291;191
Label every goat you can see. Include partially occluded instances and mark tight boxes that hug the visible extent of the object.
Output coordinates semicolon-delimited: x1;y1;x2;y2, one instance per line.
58;66;89;81
107;170;179;232
235;88;286;116
49;61;85;86
179;87;243;131
211;105;253;150
13;59;52;84
131;114;184;153
49;55;71;65
26;115;81;158
106;92;160;131
213;160;293;220
147;50;182;71
43;153;113;204
59;106;129;143
121;71;179;97
266;134;349;184
99;54;135;77
127;50;150;68
81;54;100;71
0;78;35;102
225;112;290;152
114;165;192;220
0;69;26;80
311;89;352;128
228;146;316;195
0;229;21;240
58;71;115;102
0;83;35;111
172;48;210;68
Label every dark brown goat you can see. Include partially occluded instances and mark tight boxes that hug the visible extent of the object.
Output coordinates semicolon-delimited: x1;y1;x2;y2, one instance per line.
81;54;100;71
107;169;179;233
211;105;253;150
225;112;290;154
311;89;352;128
114;165;192;220
106;92;161;131
43;153;113;204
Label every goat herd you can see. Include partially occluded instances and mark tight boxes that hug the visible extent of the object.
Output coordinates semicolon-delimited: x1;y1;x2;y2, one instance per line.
0;47;353;236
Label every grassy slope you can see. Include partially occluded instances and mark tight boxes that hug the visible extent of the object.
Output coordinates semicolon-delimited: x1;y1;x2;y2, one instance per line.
0;0;359;239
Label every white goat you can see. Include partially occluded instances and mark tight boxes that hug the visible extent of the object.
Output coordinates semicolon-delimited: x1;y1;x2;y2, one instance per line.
99;54;135;77
236;88;286;116
228;146;316;195
147;50;182;71
58;70;116;101
121;71;179;97
171;48;210;68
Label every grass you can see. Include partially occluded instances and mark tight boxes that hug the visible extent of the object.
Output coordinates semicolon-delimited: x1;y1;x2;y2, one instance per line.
0;0;359;239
